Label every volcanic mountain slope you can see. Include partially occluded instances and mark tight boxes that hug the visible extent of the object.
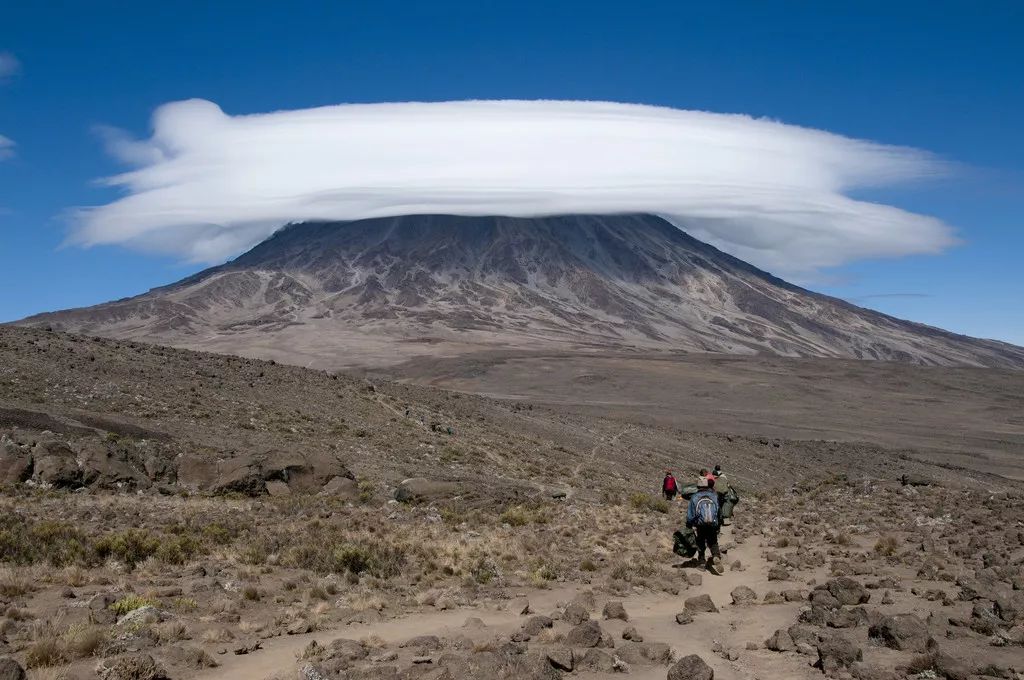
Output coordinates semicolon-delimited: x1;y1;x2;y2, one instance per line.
19;213;1024;369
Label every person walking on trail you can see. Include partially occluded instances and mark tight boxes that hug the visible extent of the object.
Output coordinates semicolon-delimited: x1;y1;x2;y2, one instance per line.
662;471;678;501
713;464;729;504
687;476;722;574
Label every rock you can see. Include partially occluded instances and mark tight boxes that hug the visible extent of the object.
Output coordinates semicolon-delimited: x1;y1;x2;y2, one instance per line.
116;606;169;627
622;626;643;641
823;577;870;606
321;476;359;499
402;635;441;651
684;594;718;613
576;649;615;672
867;614;929;652
667;654;714;680
522;616;553;636
603;601;629;621
767;566;790;581
0;658;26;680
510;597;531;615
730;586;757;605
782;589;805;602
32;439;83;488
685;572;703;586
0;440;32;485
299;664;329;680
96;654;170;680
616;642;670;666
814;635;862;672
265;480;291;496
394;477;460;504
562;602;590;625
828;607;868;629
762;591;784;604
810;590;841;608
462;617;486;631
546;647;574;672
765;629;795;652
565;620;603;648
327;638;367;661
675;611;695;625
929;650;971;680
287;619;312;635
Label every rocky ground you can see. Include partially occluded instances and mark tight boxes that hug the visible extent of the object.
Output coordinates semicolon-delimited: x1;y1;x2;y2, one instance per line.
1;326;1022;679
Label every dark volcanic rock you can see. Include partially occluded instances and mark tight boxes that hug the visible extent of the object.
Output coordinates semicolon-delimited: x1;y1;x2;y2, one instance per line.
667;654;714;680
868;613;929;652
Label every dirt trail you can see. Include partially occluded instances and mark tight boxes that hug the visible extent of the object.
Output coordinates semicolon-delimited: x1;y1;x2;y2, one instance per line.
198;523;820;680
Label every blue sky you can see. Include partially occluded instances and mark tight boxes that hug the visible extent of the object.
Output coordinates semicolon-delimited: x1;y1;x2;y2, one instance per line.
1;1;1022;345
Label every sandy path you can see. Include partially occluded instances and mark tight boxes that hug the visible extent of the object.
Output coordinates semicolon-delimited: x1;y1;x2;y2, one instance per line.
198;524;821;680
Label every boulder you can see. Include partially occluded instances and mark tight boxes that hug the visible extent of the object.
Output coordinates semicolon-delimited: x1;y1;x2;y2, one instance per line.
32;439;83;487
765;629;795;652
76;439;150;490
675;611;695;625
565;620;603;648
576;649;615;672
867;613;929;652
622;626;642;641
814;635;862;672
0;658;26;680
767;566;790;581
823;577;870;605
0;440;32;485
522;616;553;636
546;647;574;672
562;602;590;625
321;476;359;499
730;586;757;605
395;477;460;504
667;654;714;680
684;594;718;613
602;601;628;621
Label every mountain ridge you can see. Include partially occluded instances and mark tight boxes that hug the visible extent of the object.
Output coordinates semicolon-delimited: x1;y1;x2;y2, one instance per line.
17;213;1024;369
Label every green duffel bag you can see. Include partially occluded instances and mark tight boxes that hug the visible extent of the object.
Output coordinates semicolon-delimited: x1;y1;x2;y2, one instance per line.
672;527;698;558
721;499;736;519
678;485;700;500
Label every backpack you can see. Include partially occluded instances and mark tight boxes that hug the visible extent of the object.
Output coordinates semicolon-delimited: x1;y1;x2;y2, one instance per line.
694;494;717;527
664;476;677;492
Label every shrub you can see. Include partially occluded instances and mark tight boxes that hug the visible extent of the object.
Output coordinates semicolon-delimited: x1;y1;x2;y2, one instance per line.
629;493;669;514
94;530;160;569
110;594;158;616
874;535;899;556
25;630;63;668
63;623;107;658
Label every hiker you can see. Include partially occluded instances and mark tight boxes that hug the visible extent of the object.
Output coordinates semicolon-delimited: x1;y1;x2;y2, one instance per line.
662;471;678;501
713;464;729;503
686;476;722;574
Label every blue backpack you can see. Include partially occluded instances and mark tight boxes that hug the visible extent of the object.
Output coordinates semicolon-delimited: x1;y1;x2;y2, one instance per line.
694;494;718;527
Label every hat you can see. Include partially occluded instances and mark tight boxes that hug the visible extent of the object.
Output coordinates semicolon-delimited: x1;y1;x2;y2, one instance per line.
696;476;709;488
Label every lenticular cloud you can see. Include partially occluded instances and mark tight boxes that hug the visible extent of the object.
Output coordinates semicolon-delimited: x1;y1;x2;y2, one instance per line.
72;99;955;275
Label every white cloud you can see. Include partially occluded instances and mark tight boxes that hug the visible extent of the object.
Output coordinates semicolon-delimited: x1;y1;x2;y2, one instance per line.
71;99;956;276
0;135;13;160
0;52;19;80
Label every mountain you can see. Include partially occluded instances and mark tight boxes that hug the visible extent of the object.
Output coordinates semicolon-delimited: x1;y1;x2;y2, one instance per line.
17;213;1024;369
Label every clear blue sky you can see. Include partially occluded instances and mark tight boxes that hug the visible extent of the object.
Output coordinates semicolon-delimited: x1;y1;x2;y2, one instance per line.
1;1;1022;345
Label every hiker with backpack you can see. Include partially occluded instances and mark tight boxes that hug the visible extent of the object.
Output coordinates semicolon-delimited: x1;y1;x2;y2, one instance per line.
686;476;722;574
662;471;678;501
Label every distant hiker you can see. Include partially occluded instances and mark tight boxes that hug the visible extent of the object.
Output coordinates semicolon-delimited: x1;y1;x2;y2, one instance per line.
700;468;715;482
713;465;733;525
662;471;678;501
686;476;722;574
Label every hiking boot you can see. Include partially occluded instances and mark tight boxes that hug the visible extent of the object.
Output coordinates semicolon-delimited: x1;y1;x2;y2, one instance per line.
706;558;722;575
696;553;706;565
